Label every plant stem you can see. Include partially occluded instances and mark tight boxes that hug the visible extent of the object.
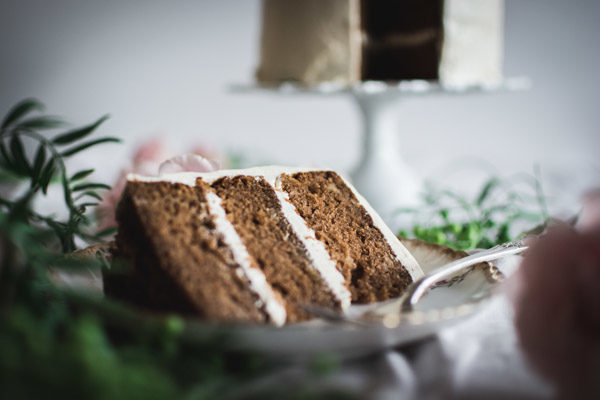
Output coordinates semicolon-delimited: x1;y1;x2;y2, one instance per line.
533;164;549;221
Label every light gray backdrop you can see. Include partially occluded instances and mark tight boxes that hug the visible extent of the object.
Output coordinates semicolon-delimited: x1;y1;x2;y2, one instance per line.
1;0;599;213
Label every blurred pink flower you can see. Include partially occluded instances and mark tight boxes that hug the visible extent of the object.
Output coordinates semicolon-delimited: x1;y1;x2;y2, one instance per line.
578;188;600;231
511;192;600;399
95;139;222;231
158;154;220;175
131;138;174;176
191;143;228;168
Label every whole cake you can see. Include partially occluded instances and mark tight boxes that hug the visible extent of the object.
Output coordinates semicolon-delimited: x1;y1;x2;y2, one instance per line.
104;166;423;326
256;0;503;87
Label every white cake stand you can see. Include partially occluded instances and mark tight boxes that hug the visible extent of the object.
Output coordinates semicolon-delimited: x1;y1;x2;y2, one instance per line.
231;78;530;226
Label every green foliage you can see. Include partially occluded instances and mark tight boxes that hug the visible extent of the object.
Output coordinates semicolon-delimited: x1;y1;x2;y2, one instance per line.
397;173;549;250
0;99;348;400
0;98;120;252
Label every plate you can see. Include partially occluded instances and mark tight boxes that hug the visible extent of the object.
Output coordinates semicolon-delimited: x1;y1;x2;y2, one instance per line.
190;239;508;359
60;239;510;359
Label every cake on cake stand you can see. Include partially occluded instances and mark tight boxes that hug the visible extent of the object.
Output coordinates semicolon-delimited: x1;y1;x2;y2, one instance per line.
232;78;530;227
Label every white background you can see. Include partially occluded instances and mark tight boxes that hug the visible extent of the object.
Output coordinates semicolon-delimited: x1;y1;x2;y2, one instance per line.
1;0;599;214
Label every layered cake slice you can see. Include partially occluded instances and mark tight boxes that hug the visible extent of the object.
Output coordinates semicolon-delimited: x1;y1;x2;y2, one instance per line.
256;0;504;87
105;166;423;325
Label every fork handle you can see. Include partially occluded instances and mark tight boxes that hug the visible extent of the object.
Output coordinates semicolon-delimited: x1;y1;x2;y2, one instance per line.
401;240;528;312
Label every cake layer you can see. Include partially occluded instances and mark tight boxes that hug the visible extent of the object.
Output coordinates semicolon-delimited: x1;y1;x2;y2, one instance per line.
109;180;269;323
360;0;444;81
212;175;340;322
109;166;424;325
202;189;286;325
280;171;419;302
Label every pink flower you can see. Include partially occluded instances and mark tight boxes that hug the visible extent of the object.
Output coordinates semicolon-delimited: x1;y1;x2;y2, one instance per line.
158;154;220;175
132;138;173;172
578;188;600;231
191;143;228;168
511;193;600;399
95;139;222;232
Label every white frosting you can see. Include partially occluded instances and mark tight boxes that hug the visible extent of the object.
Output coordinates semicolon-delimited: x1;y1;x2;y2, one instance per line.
270;176;352;309
128;166;321;187
439;0;504;87
204;191;287;326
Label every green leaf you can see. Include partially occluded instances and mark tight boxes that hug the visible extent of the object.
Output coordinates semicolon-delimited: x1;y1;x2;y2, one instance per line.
0;168;21;183
61;137;121;157
31;145;46;184
44;218;72;252
440;190;473;214
52;115;109;145
71;182;110;192
74;191;103;202
476;237;495;249
1;98;44;129
17;115;64;130
0;141;14;169
508;210;543;222
39;160;56;194
70;169;95;182
59;169;71;201
496;223;511;243
482;219;496;229
475;178;500;207
77;202;99;210
9;133;30;174
439;208;449;223
482;204;512;219
444;223;462;234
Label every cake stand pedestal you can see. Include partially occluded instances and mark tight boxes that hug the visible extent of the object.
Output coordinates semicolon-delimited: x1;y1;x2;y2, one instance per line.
350;88;421;220
232;78;530;226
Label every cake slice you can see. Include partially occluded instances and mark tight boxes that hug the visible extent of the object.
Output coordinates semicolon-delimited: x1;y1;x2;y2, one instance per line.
105;166;423;325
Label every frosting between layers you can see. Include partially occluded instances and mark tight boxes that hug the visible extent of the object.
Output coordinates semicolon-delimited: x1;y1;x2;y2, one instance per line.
271;176;352;308
204;191;287;326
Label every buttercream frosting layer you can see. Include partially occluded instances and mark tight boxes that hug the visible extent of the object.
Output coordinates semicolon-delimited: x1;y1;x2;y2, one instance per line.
205;191;287;326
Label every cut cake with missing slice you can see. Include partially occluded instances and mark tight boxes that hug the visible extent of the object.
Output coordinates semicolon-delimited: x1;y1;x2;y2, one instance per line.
104;166;423;326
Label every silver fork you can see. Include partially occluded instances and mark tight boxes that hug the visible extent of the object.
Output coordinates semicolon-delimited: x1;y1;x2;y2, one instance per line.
302;239;528;323
399;239;528;313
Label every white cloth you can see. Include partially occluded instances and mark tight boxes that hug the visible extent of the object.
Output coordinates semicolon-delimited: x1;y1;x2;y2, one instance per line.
261;295;554;399
252;256;555;399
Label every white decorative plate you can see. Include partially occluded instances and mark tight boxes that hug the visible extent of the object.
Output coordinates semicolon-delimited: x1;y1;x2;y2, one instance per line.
60;239;512;359
189;239;510;359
